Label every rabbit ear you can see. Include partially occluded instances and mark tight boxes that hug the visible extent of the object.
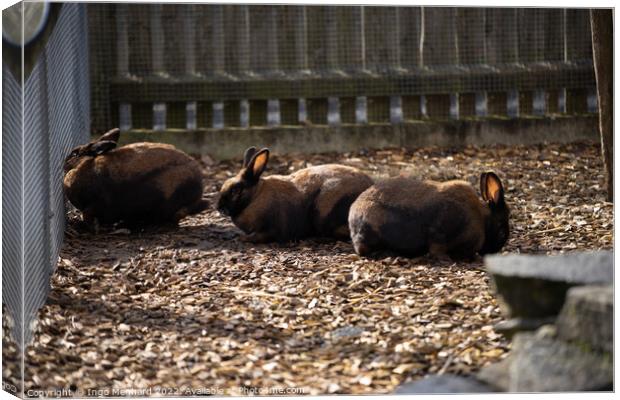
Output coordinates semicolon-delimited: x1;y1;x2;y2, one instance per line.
244;149;269;181
483;172;504;205
480;173;489;202
89;140;117;156
243;147;257;167
98;128;120;143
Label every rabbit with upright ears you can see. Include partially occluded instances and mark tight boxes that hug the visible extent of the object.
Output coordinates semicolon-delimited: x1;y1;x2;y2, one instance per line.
217;147;373;243
64;128;208;227
348;172;509;260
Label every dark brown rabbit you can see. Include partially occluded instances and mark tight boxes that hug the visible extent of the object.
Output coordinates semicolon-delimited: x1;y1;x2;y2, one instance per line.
63;128;208;227
348;172;509;260
217;147;373;243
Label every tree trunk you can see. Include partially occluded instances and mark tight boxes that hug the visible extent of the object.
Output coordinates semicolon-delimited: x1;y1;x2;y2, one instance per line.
590;9;613;202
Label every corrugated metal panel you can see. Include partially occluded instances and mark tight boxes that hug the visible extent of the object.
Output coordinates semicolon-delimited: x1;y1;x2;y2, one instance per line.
2;63;24;346
2;3;90;347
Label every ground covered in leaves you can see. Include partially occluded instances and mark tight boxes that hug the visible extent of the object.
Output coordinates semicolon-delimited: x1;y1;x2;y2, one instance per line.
4;141;613;396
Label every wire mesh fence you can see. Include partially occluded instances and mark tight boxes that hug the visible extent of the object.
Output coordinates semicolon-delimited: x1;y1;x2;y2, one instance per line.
89;5;596;134
2;3;90;348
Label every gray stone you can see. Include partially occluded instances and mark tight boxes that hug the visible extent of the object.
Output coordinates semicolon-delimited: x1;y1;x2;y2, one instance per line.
485;251;613;318
331;325;364;339
394;374;495;394
494;317;556;339
556;285;613;353
476;358;512;392
507;332;613;392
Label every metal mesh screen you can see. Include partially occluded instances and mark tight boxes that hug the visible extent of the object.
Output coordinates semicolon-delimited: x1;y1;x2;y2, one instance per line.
2;3;90;350
89;5;596;133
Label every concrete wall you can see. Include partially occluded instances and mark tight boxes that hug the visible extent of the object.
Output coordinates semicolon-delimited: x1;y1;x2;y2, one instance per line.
116;115;599;160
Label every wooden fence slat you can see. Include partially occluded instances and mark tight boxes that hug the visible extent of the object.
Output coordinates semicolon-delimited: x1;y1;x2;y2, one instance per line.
340;7;365;72
150;4;164;76
325;7;339;71
250;5;280;74
399;7;422;70
486;8;518;65
235;6;251;73
422;7;458;66
518;9;545;63
356;96;368;123
365;7;402;72
327;97;341;125
306;6;328;72
565;9;592;61
457;8;486;65
127;5;152;76
89;4;115;132
211;5;225;74
544;9;564;62
293;6;309;72
115;4;129;77
162;4;184;76
182;5;196;75
186;101;197;130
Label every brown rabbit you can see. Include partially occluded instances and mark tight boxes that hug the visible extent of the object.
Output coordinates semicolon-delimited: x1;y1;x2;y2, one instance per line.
63;128;208;227
217;147;373;243
348;172;509;260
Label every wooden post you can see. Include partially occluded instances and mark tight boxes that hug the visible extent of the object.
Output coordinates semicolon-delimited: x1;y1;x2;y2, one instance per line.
153;102;166;131
186;101;197;130
590;9;613;201
356;96;368;124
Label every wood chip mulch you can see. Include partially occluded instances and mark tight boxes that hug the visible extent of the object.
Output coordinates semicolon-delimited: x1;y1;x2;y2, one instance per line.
3;141;613;396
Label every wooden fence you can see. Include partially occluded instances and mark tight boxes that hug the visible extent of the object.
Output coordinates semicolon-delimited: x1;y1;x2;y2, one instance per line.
88;5;596;133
